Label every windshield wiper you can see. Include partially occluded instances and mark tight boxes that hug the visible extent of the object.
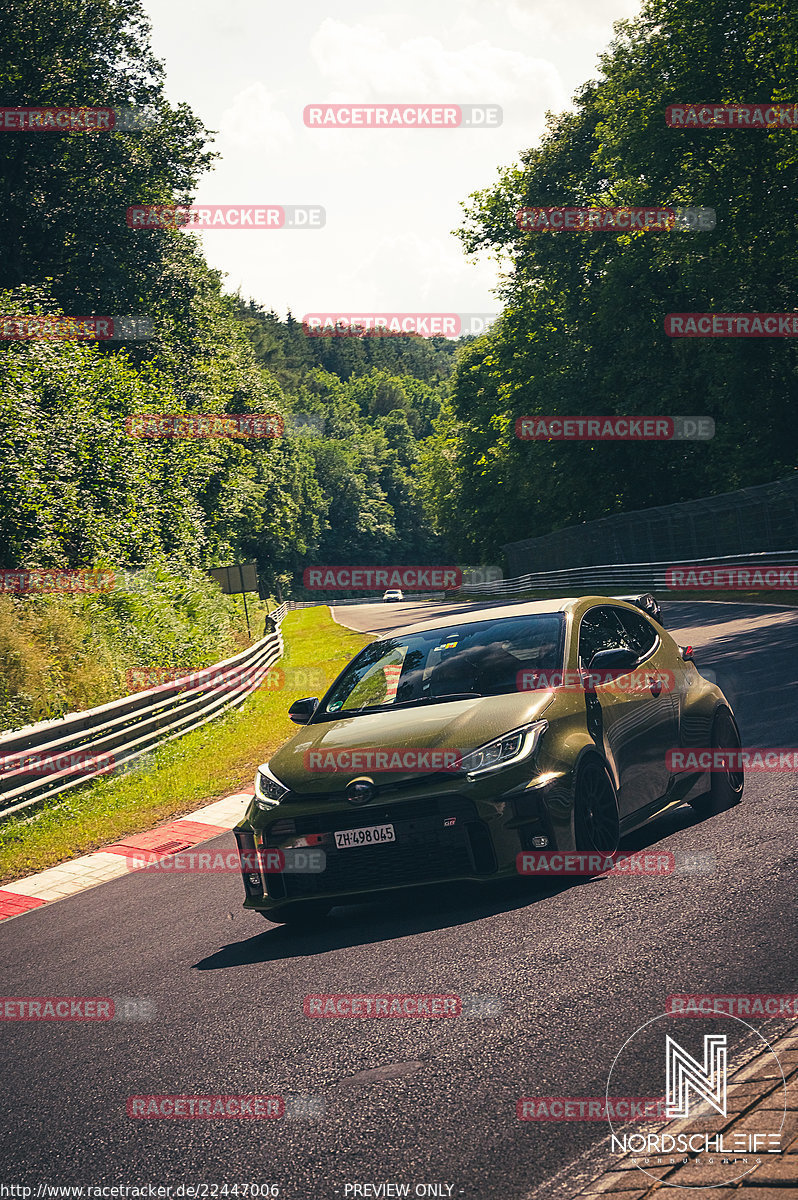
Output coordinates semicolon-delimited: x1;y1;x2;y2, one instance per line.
325;692;482;717
391;692;482;708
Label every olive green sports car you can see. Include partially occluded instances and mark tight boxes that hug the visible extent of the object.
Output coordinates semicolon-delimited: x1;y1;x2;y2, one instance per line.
234;597;743;923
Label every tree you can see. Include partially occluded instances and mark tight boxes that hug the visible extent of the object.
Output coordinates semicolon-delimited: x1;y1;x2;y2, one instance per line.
440;0;798;557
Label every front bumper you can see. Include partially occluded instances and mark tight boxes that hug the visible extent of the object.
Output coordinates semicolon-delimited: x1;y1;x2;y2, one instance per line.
235;771;567;912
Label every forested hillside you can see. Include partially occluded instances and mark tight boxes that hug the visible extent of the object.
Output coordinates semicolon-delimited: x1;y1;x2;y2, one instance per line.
3;0;797;698
0;0;465;730
233;302;464;586
421;0;798;558
0;0;464;607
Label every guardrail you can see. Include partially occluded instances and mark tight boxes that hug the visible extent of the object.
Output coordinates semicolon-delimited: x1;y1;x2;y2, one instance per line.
457;551;798;596
0;603;287;819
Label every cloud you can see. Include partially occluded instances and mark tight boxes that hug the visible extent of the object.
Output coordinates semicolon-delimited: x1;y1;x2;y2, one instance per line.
331;229;498;310
217;82;294;152
310;20;566;111
506;0;641;40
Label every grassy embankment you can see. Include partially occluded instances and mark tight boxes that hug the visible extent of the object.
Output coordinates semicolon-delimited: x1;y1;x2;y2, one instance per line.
0;606;371;884
0;565;272;733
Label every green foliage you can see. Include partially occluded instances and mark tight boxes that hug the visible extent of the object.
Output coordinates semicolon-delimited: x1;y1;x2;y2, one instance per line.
0;564;264;732
0;0;215;334
429;0;798;556
234;296;458;391
0;0;462;732
237;312;456;585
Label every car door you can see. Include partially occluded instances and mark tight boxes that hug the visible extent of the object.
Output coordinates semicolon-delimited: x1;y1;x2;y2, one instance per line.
578;605;678;818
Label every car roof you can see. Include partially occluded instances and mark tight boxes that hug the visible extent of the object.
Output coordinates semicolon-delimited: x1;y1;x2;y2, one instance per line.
389;595;653;637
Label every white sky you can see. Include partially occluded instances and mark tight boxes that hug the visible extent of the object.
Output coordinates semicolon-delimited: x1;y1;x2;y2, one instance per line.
140;0;641;319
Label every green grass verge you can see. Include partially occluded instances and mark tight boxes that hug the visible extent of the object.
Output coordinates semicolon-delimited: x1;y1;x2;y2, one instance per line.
0;607;372;885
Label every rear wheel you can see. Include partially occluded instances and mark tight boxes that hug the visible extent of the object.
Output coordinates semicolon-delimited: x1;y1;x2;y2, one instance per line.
689;707;744;815
574;758;620;854
261;902;331;926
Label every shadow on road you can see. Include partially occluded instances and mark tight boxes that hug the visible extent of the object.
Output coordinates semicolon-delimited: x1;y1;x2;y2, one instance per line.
193;798;736;971
663;599;797;632
670;605;798;744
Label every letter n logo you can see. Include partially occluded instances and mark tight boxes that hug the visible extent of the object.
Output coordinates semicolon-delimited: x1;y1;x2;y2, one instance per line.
665;1034;727;1117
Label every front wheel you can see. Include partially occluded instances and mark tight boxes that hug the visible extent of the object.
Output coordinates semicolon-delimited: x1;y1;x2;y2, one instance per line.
574;758;620;854
689;707;744;815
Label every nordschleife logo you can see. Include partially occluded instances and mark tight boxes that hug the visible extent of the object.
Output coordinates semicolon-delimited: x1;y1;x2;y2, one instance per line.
665;1034;727;1118
606;1011;786;1189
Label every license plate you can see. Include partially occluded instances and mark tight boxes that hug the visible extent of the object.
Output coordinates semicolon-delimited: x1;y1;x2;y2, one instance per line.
334;824;396;849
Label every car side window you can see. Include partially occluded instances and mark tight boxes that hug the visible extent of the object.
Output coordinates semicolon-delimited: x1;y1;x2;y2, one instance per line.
578;607;631;666
614;608;659;660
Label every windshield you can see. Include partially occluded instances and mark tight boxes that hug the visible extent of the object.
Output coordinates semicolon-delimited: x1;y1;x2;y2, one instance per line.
316;614;565;718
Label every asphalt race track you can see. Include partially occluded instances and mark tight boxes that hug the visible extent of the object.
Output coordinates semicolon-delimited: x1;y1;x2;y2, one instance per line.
1;600;796;1199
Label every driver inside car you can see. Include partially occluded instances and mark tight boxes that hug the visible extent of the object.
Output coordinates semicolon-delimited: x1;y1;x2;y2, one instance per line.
428;639;523;697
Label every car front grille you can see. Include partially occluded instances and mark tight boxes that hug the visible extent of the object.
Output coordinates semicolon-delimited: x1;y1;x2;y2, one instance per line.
263;795;495;899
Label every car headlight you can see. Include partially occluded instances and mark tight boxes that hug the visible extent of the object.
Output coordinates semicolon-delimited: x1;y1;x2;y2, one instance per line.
254;761;289;810
460;720;548;779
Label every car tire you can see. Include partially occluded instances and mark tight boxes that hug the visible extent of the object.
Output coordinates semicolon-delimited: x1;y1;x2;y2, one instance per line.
688;707;744;816
574;757;620;854
260;902;332;926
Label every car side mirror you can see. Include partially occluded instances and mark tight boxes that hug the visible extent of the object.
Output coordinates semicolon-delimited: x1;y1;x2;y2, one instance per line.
587;647;639;672
288;696;319;724
678;645;695;662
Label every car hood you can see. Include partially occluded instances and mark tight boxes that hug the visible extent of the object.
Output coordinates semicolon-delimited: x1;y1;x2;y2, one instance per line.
268;690;555;793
